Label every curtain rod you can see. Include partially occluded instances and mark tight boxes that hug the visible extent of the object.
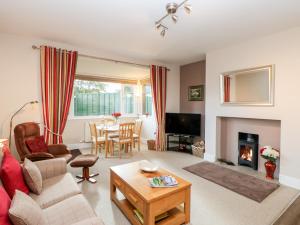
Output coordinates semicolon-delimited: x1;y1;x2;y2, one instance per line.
32;45;170;71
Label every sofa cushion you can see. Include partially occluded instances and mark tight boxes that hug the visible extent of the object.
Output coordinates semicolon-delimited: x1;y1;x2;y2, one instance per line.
22;158;42;194
30;173;80;209
71;218;105;225
9;190;46;225
43;194;96;225
0;151;29;198
0;187;11;225
25;136;48;153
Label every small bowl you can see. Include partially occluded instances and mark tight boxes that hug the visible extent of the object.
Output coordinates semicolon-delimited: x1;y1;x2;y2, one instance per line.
139;161;159;172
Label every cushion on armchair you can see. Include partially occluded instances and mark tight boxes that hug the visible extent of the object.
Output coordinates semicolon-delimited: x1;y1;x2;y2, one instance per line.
25;136;48;153
0;151;29;198
22;158;43;194
0;187;11;225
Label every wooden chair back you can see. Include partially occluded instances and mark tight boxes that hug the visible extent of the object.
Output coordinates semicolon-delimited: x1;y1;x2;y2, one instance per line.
89;122;98;140
134;119;143;136
119;123;135;141
105;118;116;126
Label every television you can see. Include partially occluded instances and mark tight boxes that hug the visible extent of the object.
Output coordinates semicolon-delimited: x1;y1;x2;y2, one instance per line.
165;113;201;136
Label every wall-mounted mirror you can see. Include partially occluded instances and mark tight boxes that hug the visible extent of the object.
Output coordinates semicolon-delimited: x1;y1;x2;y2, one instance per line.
220;65;274;106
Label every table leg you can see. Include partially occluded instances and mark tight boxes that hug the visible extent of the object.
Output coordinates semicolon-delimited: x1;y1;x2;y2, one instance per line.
105;131;108;158
184;187;191;224
144;204;155;225
110;172;116;200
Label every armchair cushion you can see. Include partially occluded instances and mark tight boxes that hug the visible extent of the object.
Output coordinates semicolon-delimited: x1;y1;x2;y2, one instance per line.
25;136;48;153
25;152;54;162
22;158;42;195
0;151;29;198
9;190;46;225
0;187;11;225
47;144;70;155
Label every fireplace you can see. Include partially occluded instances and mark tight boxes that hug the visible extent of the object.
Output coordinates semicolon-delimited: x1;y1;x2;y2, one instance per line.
238;132;258;170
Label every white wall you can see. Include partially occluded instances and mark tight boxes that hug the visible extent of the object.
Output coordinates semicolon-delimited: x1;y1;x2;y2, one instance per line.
0;33;180;155
205;26;300;188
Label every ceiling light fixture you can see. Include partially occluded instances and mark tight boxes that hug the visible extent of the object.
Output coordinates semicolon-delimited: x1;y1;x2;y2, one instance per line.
155;0;191;37
171;15;178;23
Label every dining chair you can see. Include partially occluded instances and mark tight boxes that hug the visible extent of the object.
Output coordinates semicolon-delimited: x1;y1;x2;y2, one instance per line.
104;117;119;138
133;119;143;151
104;118;116;126
111;123;135;158
89;122;106;154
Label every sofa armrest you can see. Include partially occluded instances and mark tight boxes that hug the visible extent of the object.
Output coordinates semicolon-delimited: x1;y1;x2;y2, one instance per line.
71;218;105;225
34;158;67;180
25;152;54;162
47;144;70;155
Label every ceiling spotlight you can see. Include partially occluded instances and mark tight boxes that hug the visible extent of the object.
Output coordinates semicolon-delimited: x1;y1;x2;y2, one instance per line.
184;4;192;14
155;22;162;29
155;0;191;36
171;15;178;23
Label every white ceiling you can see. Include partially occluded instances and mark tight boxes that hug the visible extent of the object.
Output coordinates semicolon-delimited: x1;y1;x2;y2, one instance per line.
1;0;300;64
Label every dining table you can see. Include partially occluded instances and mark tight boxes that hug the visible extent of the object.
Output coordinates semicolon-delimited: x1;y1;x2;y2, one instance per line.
96;124;119;158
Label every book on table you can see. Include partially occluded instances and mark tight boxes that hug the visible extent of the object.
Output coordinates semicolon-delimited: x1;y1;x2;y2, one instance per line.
133;209;169;224
148;175;178;188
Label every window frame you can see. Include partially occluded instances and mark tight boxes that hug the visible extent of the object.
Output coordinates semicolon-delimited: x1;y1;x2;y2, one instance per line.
69;76;142;120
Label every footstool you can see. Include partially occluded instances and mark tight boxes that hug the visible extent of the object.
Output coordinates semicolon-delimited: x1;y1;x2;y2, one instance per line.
70;154;99;183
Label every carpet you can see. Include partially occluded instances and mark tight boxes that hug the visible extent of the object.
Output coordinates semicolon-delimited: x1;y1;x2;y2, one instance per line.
183;161;279;202
70;149;82;161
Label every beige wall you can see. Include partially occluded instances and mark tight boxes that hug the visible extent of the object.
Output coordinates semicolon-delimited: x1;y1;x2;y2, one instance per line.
0;32;180;156
219;117;281;178
205;26;300;188
180;61;205;138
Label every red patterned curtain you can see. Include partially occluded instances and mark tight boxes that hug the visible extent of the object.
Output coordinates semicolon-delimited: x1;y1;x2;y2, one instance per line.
224;75;231;102
150;65;167;151
40;46;78;144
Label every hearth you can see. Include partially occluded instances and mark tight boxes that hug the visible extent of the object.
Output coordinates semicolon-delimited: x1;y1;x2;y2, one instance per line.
238;132;258;170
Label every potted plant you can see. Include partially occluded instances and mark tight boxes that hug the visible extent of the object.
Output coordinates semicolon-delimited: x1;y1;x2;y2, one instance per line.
260;146;280;179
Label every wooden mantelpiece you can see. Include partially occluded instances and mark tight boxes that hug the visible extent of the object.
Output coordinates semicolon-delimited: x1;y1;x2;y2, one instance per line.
110;160;191;225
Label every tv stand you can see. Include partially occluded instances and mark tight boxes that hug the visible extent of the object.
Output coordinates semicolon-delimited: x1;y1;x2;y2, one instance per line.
166;134;194;154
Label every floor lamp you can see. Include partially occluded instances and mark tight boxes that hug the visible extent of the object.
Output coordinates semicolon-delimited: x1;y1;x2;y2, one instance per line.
9;100;39;148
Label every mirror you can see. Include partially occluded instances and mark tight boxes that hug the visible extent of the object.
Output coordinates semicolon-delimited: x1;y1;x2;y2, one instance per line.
220;65;274;106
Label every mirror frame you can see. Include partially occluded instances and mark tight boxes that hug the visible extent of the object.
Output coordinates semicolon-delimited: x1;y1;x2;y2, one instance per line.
220;65;275;106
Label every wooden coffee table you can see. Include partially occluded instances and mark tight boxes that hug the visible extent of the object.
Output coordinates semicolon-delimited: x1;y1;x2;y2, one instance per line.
110;160;191;225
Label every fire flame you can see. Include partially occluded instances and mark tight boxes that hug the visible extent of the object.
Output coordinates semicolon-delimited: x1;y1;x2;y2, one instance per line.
241;148;253;161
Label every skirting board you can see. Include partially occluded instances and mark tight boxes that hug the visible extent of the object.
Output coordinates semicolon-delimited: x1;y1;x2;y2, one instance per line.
279;174;300;190
204;153;216;162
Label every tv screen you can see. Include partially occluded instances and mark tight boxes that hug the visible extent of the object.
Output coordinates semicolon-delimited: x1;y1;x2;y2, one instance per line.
165;113;201;136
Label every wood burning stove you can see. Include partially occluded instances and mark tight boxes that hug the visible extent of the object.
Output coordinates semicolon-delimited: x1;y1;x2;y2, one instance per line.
238;132;258;170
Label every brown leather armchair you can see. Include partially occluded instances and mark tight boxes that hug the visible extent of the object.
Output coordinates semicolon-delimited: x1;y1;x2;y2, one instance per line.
14;122;72;162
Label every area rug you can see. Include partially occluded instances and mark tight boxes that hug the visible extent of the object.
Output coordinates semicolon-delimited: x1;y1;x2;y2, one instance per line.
70;149;82;161
183;161;279;202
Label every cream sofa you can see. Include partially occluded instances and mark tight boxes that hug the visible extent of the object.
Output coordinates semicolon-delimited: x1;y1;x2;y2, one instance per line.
0;157;104;225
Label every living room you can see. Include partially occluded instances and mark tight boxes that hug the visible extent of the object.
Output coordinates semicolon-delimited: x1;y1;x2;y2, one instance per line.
1;1;300;225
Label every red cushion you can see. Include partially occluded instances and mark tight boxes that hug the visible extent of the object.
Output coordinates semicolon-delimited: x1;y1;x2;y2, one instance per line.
25;135;48;153
0;151;29;198
0;187;12;225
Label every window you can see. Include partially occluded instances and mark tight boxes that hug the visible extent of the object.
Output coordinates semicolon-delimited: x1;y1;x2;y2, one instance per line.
143;85;153;115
